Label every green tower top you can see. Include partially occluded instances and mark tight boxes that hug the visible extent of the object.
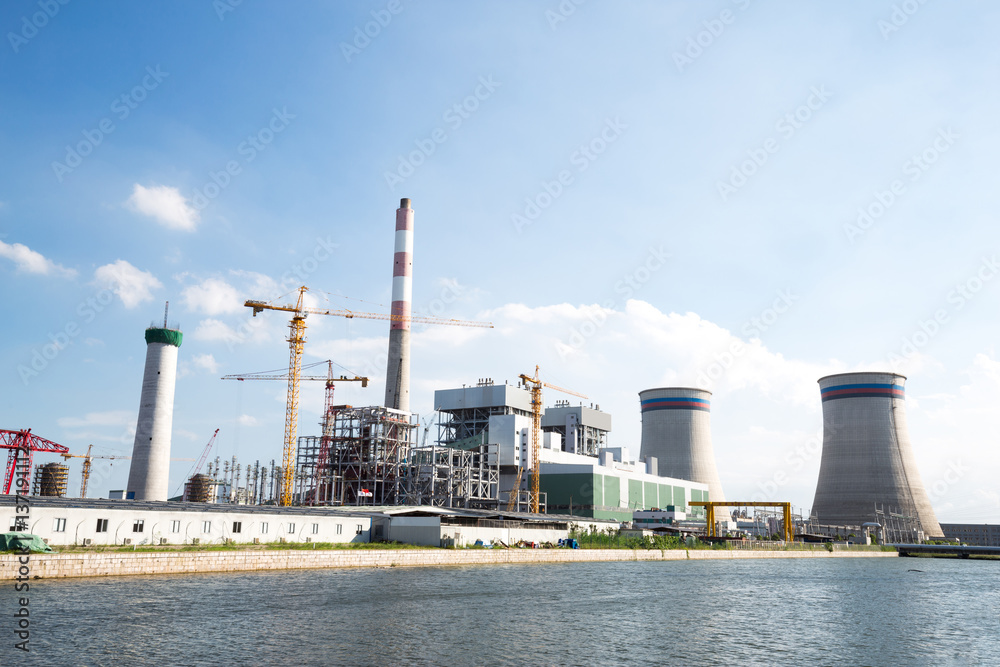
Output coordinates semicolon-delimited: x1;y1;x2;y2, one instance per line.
145;327;183;347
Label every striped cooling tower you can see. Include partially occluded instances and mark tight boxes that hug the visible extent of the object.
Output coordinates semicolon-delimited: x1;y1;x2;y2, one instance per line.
639;388;725;501
811;372;943;537
127;327;182;501
384;198;413;413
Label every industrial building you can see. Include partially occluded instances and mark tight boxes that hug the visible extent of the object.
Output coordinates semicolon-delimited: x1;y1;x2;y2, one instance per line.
126;318;183;502
3;496;372;547
940;523;1000;547
638;387;725;501
810;372;944;538
1;496;615;548
434;380;710;521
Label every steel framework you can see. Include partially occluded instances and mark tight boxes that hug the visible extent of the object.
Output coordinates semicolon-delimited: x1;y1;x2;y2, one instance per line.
405;439;500;509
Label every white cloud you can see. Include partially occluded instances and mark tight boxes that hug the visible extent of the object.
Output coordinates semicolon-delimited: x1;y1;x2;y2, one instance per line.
57;410;134;428
191;353;220;374
94;260;162;308
126;183;199;231
238;414;258;426
182;278;244;315
0;240;77;278
192;318;241;343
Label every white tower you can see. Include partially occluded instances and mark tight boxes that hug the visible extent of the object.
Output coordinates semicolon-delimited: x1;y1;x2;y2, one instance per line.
126;325;182;501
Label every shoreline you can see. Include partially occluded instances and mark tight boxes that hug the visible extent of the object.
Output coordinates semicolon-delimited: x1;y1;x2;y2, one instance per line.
1;547;897;579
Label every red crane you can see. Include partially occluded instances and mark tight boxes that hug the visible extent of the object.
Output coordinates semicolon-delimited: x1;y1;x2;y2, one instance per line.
1;429;70;495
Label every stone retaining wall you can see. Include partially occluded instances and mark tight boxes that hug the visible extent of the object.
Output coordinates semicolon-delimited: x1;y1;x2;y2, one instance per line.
0;548;897;579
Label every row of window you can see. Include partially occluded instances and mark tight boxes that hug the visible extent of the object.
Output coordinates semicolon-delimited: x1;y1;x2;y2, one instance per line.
44;518;364;536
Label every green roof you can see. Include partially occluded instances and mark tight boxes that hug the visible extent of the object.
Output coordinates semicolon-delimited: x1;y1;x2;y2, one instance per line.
145;328;183;347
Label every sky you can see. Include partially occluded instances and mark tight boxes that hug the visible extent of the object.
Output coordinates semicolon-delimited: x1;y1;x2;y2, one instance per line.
1;1;998;522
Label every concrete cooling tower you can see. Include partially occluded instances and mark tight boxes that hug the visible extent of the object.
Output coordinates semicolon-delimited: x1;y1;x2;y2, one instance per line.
811;372;943;537
126;326;182;501
639;388;725;501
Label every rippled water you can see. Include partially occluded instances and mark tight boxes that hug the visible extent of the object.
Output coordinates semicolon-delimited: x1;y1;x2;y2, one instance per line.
3;556;998;666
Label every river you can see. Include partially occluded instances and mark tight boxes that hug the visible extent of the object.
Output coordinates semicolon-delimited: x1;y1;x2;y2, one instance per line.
3;556;997;666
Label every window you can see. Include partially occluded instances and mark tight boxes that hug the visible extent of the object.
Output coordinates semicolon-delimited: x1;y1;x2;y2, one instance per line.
53;518;67;532
261;522;269;534
96;518;108;533
336;524;343;535
311;523;319;535
287;523;296;535
356;524;363;535
133;520;144;533
170;520;180;534
232;521;242;534
202;521;212;534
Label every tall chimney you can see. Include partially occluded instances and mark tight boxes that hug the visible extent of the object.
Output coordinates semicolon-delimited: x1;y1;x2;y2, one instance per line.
384;198;413;412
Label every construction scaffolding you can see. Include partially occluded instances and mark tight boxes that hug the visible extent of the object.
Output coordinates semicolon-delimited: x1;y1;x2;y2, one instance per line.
404;438;500;509
293;404;502;509
33;462;69;497
294;406;415;506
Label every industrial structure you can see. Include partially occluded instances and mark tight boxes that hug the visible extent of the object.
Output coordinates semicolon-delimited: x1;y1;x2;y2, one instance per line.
1;429;70;495
433;380;710;521
32;462;69;497
638;387;725;501
385;197;414;413
126;308;183;502
810;372;943;538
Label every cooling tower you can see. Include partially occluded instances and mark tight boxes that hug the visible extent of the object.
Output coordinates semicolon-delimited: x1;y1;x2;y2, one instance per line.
639;388;725;501
811;372;943;537
384;198;413;413
126;326;182;501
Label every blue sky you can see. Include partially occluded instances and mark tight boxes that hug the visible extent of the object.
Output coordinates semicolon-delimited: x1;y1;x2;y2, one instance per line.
2;1;998;520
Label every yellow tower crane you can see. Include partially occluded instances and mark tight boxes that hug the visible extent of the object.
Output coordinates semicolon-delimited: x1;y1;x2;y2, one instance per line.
60;446;193;498
245;285;493;506
60;445;128;498
516;366;588;514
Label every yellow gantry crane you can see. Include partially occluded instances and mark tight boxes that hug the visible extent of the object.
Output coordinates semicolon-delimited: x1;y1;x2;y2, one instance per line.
515;366;588;514
245;285;492;506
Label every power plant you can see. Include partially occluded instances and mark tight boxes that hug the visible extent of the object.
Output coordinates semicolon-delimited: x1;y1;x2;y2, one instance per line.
638;388;725;502
810;372;943;538
6;197;969;550
125;316;183;502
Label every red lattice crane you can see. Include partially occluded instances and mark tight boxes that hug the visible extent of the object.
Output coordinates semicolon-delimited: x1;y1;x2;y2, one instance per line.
1;429;70;495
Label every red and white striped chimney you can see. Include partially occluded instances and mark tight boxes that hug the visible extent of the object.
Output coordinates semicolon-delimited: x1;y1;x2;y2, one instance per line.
384;198;413;413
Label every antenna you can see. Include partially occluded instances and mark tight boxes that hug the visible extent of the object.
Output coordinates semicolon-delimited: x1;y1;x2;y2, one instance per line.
163;301;169;328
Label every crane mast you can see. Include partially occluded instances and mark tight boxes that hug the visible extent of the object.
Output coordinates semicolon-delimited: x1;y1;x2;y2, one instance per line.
518;366;587;514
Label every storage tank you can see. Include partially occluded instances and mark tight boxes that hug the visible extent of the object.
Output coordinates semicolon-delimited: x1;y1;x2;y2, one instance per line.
811;372;943;537
638;387;725;501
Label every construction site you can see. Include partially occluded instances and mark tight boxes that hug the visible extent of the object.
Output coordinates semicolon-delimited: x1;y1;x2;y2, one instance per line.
0;199;959;549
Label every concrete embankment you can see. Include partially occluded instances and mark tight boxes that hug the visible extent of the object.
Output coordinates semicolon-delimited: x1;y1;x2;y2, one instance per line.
1;548;896;579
